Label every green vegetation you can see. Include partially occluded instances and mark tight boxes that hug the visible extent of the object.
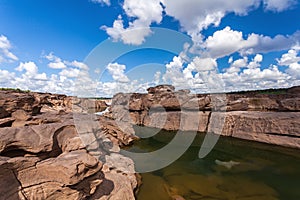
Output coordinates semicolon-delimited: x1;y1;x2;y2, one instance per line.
0;88;30;93
228;87;288;95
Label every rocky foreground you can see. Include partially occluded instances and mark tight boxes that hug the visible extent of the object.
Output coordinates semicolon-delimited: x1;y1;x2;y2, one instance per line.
108;85;300;149
0;90;140;200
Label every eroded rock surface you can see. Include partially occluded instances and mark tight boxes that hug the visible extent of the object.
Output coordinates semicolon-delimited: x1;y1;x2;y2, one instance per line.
0;90;138;200
108;85;300;149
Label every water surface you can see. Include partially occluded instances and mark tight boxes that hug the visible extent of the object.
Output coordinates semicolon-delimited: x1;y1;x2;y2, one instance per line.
126;127;300;200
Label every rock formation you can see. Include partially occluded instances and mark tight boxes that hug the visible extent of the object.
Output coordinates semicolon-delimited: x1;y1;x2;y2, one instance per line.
108;85;300;149
0;90;139;200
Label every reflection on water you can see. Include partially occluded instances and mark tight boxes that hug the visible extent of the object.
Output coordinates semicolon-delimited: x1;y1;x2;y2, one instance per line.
125;127;300;200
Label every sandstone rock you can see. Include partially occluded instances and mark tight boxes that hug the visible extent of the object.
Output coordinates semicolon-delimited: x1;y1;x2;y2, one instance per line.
0;90;138;200
247;98;279;111
147;85;175;94
17;150;102;187
11;110;31;121
209;111;300;148
108;85;300;149
280;98;300;111
144;111;180;131
0;157;26;200
180;111;210;132
0;91;41;118
0;107;10;119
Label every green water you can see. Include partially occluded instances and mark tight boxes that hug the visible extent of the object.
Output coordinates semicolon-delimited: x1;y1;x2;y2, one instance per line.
126;127;300;200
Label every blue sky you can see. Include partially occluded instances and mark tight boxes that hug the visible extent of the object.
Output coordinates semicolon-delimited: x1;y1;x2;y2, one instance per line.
0;0;299;96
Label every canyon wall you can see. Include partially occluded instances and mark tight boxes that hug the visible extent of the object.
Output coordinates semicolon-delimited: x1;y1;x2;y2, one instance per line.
108;85;300;149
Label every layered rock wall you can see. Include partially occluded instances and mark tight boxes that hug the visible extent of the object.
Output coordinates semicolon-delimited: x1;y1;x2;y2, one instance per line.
108;85;300;149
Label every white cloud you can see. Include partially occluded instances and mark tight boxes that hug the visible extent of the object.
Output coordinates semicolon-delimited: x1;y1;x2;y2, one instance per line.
277;46;300;78
248;54;263;69
162;0;296;38
48;62;67;69
263;0;297;11
248;32;298;53
188;57;217;72
90;0;110;6
44;52;67;69
204;26;256;58
65;60;89;70
106;63;130;83
226;57;248;73
44;53;89;71
153;71;161;85
202;26;299;58
0;69;15;86
163;0;260;35
15;62;39;77
286;62;300;79
101;0;297;52
163;56;188;87
15;61;47;80
59;68;81;78
277;47;300;66
102;0;163;45
0;35;18;63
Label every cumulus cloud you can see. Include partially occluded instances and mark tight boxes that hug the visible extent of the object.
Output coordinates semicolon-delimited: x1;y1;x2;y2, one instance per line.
106;63;130;83
277;46;300;78
65;60;89;70
163;0;258;34
162;0;296;37
158;52;298;93
204;26;255;58
226;57;249;73
0;69;15;87
163;56;188;87
59;68;81;78
15;62;47;80
44;52;67;69
185;57;217;74
277;46;300;66
102;0;163;45
0;35;18;63
202;26;299;59
102;0;298;55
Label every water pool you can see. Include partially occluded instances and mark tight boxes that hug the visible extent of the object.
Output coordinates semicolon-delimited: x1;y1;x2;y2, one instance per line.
125;127;300;200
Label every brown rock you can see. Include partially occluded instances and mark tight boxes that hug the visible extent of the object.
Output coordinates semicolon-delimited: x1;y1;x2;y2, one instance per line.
280;98;300;111
147;85;175;94
0;91;41;118
0;107;10;119
209;111;300;148
17;150;102;187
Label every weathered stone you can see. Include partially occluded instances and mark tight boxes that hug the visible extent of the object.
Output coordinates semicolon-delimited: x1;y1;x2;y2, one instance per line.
147;85;175;94
209;111;300;148
108;85;300;149
280;98;300;111
0;91;137;200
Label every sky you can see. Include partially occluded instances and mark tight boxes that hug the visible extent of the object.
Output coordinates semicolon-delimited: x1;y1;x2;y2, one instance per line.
0;0;300;97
